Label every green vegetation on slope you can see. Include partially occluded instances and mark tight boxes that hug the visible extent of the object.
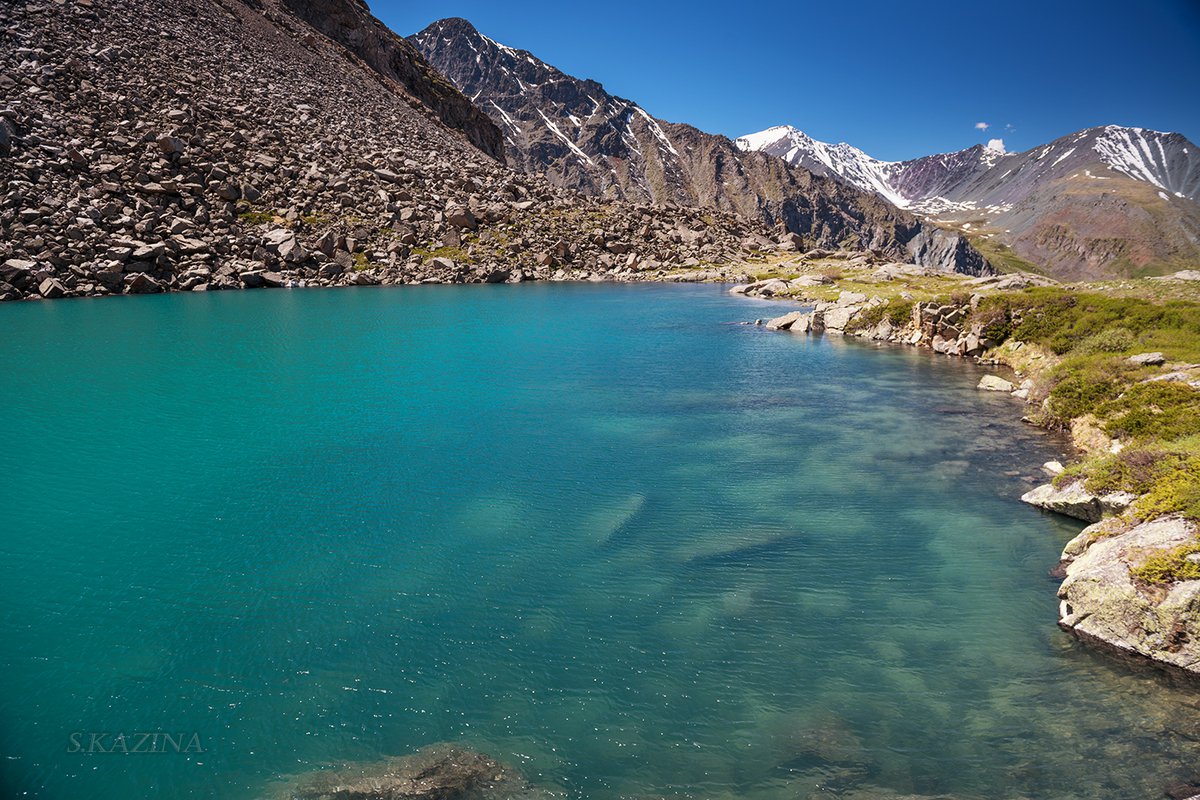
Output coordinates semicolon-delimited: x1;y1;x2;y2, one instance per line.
943;288;1200;538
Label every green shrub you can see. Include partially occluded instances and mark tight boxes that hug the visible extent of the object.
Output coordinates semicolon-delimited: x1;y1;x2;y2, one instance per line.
1132;541;1200;584
985;288;1200;359
972;305;1013;344
1134;454;1200;521
1073;327;1136;355
1045;360;1126;423
887;299;914;327
1101;382;1200;442
847;304;886;331
1069;448;1185;494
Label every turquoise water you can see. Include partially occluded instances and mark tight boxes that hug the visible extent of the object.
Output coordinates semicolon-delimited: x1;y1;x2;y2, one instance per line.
1;284;1198;800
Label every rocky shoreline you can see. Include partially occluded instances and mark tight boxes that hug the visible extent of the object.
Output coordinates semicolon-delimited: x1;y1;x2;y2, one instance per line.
735;273;1200;680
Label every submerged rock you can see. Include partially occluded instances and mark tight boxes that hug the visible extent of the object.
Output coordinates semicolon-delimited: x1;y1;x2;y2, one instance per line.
976;375;1014;392
271;743;555;800
1057;516;1200;675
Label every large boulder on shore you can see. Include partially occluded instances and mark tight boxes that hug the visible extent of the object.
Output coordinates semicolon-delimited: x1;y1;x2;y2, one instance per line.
977;375;1013;392
1021;481;1104;522
1057;516;1200;675
1021;481;1136;522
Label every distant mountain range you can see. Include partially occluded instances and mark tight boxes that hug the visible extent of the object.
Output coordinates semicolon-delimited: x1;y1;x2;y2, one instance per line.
736;125;1200;278
411;18;989;275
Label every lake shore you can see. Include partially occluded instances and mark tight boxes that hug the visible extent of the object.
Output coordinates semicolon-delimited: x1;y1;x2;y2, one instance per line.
732;266;1200;680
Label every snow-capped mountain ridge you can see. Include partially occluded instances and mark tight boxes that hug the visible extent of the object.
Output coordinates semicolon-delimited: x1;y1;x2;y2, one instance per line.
737;123;1200;278
737;124;1198;205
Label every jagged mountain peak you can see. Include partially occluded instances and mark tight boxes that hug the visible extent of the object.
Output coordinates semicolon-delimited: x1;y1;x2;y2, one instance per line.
412;22;989;274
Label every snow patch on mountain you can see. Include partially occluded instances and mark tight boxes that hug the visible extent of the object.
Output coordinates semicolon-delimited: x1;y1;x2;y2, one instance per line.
1093;126;1168;188
738;123;1200;210
734;126;909;207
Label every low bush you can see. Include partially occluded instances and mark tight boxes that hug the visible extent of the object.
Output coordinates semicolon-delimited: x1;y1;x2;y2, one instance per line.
1072;327;1136;355
1132;541;1200;584
1044;358;1128;423
886;299;914;327
1100;382;1200;442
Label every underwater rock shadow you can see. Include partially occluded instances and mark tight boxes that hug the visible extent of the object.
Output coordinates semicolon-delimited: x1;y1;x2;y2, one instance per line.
264;743;560;800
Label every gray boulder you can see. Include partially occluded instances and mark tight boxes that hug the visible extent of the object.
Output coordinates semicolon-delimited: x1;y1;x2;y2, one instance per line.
1021;481;1103;523
1058;516;1200;675
38;277;66;299
765;311;805;331
821;304;857;331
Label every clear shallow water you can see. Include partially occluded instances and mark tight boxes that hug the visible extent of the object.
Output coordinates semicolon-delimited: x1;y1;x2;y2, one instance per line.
1;283;1198;800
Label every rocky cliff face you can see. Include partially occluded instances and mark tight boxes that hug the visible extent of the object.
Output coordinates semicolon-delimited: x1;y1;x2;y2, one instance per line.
0;0;794;301
276;0;505;161
411;18;990;276
738;125;1200;279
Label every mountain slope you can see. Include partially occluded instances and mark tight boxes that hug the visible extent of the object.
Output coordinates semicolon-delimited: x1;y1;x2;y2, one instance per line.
0;0;792;301
411;18;990;275
737;125;1200;279
277;0;505;161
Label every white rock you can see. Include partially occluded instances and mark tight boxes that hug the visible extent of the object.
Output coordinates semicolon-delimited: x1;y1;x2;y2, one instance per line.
977;375;1014;392
1128;352;1166;366
1021;481;1102;522
765;311;804;331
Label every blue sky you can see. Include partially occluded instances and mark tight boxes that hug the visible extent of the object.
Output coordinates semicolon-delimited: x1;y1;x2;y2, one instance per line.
376;0;1200;161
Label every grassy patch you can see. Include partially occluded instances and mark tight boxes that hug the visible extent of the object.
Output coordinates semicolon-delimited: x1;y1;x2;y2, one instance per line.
412;245;474;264
975;288;1200;361
1101;382;1200;442
1042;356;1130;423
1134;454;1200;522
968;235;1046;275
237;209;276;225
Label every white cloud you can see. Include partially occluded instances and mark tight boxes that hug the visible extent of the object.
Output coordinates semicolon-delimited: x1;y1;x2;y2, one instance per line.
986;138;1006;153
974;122;990;131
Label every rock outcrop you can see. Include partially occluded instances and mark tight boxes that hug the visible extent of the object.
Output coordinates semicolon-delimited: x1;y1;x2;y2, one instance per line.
1020;481;1136;523
1057;517;1200;675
